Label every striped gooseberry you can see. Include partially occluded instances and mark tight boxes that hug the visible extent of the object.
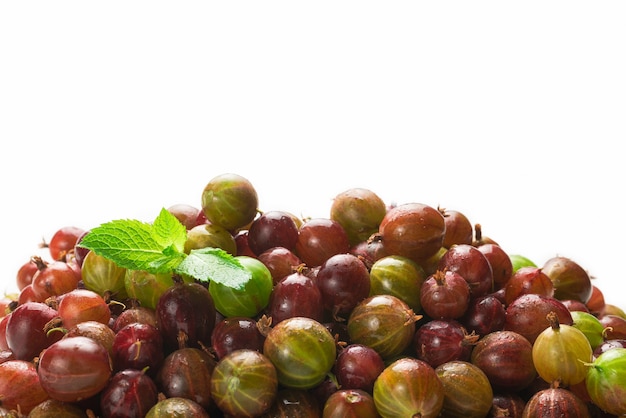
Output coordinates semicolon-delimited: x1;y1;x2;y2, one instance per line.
347;294;421;360
210;349;277;417
584;347;626;416
435;360;494;418
531;311;593;387
263;316;336;390
373;357;444;418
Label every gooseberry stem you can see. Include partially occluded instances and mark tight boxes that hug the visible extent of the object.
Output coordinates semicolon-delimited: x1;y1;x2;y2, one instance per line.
547;311;560;330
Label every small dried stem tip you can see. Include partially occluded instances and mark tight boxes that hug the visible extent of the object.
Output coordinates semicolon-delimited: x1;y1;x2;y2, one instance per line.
546;311;560;330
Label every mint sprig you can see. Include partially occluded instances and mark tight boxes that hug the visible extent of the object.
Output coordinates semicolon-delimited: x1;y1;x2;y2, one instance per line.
77;208;251;290
177;247;250;289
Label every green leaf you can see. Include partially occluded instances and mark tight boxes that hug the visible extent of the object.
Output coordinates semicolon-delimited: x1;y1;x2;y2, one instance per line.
78;209;251;290
78;213;187;274
175;247;252;290
152;208;187;253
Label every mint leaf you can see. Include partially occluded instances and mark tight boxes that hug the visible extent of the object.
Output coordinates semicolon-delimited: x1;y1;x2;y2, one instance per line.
176;247;252;290
78;214;187;274
152;208;187;253
78;209;253;289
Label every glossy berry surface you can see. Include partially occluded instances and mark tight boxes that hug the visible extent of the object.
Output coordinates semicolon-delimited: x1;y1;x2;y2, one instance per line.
330;187;387;246
316;253;371;319
334;343;385;393
37;336;112;403
210;349;278;416
263;316;337;389
378;202;446;263
156;281;216;353
201;172;259;231
373;357;444;418
47;226;86;261
348;294;420;360
5;301;63;361
100;368;159;418
247;210;300;255
295;217;351;268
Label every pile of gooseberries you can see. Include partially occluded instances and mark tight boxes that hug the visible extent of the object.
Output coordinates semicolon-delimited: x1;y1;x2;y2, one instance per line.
1;172;626;417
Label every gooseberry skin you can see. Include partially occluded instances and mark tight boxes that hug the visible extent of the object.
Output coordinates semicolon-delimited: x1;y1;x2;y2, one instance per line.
593;339;626;359
112;322;164;376
16;260;38;291
522;387;591;418
112;306;158;333
413;319;477;368
145;397;210;418
124;269;193;311
0;359;50;414
295;217;351;268
99;368;159;418
211;316;266;360
37;336;113;403
28;398;90;417
209;255;274;318
63;320;116;357
0;315;10;351
504;293;573;344
156;281;216;353
599;314;626;340
263;316;337;390
570;310;605;350
247;210;300;255
585;347;626;416
334;343;385;393
541;256;593;304
490;393;526;417
184;223;238;255
56;288;111;329
531;312;593;387
201;172;259;231
316;253;371;318
503;254;532;272
347;294;419;360
586;285;606;316
562;299;590;313
167;203;201;230
373;357;444;418
460;294;506;337
419;269;470;320
257;246;303;284
437;244;494;299
260;388;321;417
503;266;554;306
31;259;81;301
350;236;389;270
48;226;86;261
476;242;513;290
368;255;426;313
330;187;387;246
156;347;216;410
5;301;63;361
378;202;446;263
80;250;128;299
470;330;537;393
210;349;278;417
322;389;380;418
435;360;494;418
440;208;473;249
267;270;325;324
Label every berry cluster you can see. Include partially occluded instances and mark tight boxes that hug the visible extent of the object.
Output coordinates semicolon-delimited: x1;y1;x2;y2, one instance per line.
1;172;625;417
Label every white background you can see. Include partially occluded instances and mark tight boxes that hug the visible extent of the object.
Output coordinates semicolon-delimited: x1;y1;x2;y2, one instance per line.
1;2;625;309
